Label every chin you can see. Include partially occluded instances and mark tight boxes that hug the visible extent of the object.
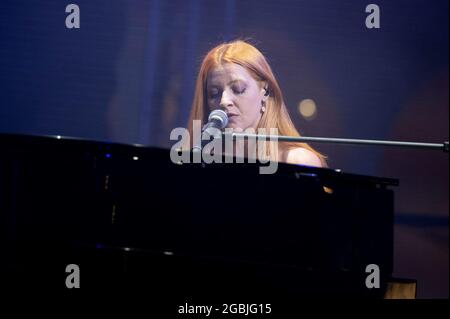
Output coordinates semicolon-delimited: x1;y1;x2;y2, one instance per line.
226;123;242;130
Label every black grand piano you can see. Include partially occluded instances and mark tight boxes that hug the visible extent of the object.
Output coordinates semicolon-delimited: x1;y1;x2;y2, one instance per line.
0;133;396;299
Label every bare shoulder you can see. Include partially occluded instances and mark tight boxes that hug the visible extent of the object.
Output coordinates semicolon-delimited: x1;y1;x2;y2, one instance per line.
285;147;323;167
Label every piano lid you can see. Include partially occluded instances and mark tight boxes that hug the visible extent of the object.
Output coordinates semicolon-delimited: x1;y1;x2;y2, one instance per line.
0;132;398;187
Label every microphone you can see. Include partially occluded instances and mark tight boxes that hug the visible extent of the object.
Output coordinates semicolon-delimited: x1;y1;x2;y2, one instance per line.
192;110;228;153
202;109;228;135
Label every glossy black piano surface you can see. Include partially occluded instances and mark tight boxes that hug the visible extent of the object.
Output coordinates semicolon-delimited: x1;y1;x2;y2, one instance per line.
0;133;397;298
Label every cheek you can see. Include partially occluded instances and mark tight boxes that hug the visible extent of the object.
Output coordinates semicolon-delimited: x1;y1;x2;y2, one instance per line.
207;98;216;109
239;95;260;117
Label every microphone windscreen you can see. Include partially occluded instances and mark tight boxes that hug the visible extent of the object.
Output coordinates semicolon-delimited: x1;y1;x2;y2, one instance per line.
208;109;228;129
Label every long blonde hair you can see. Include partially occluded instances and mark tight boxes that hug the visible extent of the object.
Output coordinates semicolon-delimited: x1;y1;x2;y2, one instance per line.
187;39;327;166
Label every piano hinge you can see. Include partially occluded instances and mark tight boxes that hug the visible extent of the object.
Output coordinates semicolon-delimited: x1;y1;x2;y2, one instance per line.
111;204;116;224
104;175;110;190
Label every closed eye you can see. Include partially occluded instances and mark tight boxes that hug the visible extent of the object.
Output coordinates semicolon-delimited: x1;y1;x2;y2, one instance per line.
233;87;246;95
208;91;221;99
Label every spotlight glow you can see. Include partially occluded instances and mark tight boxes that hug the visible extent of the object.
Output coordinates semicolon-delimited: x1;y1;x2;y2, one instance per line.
298;99;317;120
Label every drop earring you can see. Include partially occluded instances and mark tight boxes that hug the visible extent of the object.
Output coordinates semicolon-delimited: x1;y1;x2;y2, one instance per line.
261;100;266;113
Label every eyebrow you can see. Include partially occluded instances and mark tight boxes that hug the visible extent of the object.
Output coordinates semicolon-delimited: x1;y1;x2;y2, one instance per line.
228;79;246;84
208;79;247;89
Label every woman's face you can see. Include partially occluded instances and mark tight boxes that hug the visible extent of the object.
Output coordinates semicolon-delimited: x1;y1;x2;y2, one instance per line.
206;63;267;130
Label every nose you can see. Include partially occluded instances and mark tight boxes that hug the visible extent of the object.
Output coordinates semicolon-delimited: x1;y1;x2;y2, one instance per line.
219;90;233;109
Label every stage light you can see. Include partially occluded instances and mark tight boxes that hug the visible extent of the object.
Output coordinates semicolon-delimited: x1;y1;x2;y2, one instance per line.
298;99;317;120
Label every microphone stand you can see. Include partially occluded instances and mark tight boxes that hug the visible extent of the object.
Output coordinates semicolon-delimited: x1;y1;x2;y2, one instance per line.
225;132;449;153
